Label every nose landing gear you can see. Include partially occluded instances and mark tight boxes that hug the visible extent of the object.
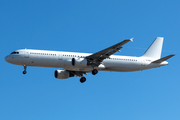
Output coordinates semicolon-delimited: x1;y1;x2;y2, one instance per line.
23;65;27;74
23;71;27;74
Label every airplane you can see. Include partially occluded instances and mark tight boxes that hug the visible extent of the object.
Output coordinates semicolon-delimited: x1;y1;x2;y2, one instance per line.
5;37;174;83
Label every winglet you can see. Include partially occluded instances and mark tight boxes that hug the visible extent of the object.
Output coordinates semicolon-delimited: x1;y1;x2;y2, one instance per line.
130;38;133;42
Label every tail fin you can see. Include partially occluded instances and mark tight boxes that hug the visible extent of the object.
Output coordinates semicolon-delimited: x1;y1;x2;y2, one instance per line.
142;37;164;59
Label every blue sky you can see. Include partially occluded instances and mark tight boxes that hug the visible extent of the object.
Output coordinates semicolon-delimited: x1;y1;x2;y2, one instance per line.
0;0;180;120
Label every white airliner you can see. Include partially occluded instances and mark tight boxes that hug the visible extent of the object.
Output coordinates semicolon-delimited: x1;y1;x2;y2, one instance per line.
5;37;174;83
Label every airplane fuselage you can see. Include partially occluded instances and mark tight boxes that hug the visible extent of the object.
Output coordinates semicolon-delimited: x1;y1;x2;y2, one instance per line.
5;49;168;72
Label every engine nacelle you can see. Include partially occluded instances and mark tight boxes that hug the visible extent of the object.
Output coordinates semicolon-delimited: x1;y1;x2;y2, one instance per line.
72;58;87;68
54;70;74;79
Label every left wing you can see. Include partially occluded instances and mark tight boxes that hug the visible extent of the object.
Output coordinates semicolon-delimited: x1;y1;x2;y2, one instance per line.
86;38;133;66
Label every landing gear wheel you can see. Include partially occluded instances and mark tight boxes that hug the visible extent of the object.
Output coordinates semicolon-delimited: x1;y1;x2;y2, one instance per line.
80;77;86;83
23;65;27;74
92;69;98;75
23;71;27;74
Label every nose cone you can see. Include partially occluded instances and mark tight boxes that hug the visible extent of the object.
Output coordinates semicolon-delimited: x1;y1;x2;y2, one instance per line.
5;55;11;63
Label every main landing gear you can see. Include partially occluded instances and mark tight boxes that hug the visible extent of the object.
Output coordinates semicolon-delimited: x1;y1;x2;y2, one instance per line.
23;65;27;74
92;69;98;75
80;77;86;83
79;69;98;83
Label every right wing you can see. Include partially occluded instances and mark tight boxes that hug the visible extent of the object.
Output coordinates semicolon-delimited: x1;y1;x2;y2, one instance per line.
86;38;133;66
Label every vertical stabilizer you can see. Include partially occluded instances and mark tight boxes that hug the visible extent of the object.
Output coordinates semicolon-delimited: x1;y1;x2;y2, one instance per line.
142;37;164;59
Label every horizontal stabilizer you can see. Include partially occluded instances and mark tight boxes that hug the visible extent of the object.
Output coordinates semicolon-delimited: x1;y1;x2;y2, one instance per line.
152;54;175;63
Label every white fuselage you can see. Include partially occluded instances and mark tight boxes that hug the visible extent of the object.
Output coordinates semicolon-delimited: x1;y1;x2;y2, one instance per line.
5;49;168;72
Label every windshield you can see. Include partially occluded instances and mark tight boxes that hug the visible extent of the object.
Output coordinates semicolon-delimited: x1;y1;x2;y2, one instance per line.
10;51;19;54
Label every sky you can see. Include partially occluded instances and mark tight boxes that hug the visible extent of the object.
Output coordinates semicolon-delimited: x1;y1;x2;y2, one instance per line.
0;0;180;120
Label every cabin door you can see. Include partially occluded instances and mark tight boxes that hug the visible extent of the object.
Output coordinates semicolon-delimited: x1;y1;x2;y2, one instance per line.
24;49;29;58
58;53;63;60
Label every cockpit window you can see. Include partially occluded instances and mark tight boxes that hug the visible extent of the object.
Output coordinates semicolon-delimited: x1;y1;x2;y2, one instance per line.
10;51;19;54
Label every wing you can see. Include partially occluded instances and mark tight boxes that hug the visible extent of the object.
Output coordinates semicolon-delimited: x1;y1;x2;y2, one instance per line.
86;38;133;66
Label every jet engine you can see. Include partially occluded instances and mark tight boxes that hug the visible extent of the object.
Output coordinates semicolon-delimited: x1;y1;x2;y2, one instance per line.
54;70;74;79
72;58;87;67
